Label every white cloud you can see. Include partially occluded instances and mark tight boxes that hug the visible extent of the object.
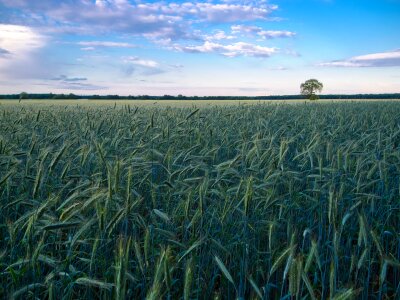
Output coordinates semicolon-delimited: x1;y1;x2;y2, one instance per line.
0;0;278;41
1;0;185;40
81;47;95;51
232;25;261;34
78;41;136;48
173;2;276;22
122;56;165;76
319;50;400;67
51;75;87;82
258;30;296;39
205;30;236;41
0;24;45;58
124;56;160;68
174;41;277;57
0;24;50;79
319;61;365;67
231;25;295;39
0;48;11;57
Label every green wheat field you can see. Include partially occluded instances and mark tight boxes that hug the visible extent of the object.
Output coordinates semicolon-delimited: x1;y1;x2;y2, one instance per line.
0;100;399;299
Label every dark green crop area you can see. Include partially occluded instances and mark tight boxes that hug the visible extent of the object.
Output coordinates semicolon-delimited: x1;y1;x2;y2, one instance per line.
1;102;399;299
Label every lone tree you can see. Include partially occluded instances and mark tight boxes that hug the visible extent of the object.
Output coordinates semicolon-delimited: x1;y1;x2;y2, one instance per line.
19;92;28;103
300;79;323;100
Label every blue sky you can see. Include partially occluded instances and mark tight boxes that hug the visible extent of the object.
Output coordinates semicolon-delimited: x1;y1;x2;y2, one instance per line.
0;0;399;96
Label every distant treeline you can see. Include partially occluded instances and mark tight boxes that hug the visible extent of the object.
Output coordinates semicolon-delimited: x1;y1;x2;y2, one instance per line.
1;93;400;100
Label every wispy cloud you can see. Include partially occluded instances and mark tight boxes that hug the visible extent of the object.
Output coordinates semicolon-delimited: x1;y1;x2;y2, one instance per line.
81;47;96;51
122;56;165;76
43;75;107;90
319;50;400;67
205;30;236;41
78;41;136;48
174;41;277;57
175;2;277;23
268;66;289;71
42;82;108;91
51;75;87;82
168;64;184;69
123;56;160;68
231;25;296;39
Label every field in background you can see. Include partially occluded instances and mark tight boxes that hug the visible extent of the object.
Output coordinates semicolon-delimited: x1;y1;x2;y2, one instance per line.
2;98;400;107
1;101;399;299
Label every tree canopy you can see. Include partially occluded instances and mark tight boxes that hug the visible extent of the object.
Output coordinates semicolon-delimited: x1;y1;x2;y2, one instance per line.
300;79;323;100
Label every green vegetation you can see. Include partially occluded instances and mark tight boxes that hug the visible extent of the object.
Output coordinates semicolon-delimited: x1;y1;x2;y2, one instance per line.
300;79;324;100
0;102;399;299
1;92;400;100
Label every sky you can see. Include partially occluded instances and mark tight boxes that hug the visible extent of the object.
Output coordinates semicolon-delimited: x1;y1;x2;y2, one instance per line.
0;0;399;96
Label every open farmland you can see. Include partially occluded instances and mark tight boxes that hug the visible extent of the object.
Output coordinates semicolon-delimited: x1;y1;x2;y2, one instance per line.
2;98;400;108
0;101;400;299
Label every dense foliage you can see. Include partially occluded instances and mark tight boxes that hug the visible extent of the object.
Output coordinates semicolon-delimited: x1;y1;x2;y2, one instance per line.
300;79;324;100
0;102;399;299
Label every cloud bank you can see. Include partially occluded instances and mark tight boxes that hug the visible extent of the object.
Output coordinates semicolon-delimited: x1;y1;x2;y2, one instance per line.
174;41;277;57
0;24;50;79
0;0;280;41
320;50;400;68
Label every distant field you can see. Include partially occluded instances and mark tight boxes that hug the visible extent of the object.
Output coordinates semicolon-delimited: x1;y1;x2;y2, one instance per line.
1;98;400;107
1;101;399;299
